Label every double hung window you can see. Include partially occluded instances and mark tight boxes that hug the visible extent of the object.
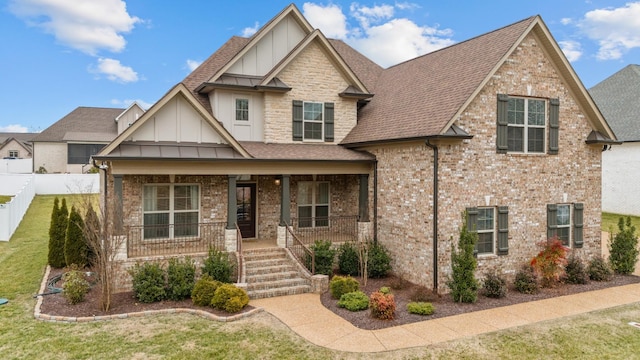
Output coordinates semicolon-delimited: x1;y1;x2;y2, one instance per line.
143;184;199;239
297;181;329;228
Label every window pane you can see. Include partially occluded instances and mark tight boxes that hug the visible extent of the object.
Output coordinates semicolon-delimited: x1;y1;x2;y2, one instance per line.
527;100;546;126
304;102;323;121
144;186;170;211
298;182;313;205
508;98;525;124
304;122;322;140
477;208;494;231
557;227;570;246
175;185;198;210
298;206;312;227
316;182;329;204
174;212;198;237
477;232;494;254
235;99;249;121
507;127;523;152
315;205;329;227
144;213;169;239
528;128;545;153
557;205;570;226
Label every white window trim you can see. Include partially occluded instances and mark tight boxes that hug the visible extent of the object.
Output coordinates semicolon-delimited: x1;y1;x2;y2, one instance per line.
143;184;200;239
302;101;324;142
476;207;496;256
507;97;547;154
556;203;572;247
297;180;330;228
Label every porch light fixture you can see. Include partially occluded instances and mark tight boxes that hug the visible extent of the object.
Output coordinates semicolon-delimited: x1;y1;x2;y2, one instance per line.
274;178;281;186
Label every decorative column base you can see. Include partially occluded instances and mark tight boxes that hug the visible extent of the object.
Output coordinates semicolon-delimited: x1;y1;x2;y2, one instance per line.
224;229;237;252
277;225;287;248
358;221;373;242
310;274;329;294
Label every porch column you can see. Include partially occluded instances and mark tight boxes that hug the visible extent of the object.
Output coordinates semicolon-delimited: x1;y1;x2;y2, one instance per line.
358;174;370;222
227;175;237;230
279;174;290;226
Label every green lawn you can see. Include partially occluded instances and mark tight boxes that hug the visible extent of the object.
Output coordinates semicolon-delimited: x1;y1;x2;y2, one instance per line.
1;197;640;359
602;212;640;233
0;195;12;204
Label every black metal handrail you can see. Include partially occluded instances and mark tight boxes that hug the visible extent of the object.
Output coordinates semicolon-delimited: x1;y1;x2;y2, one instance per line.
290;215;358;245
285;222;315;275
235;222;244;283
126;222;226;258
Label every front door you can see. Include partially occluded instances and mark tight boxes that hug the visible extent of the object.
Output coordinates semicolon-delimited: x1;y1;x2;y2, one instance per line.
236;184;256;238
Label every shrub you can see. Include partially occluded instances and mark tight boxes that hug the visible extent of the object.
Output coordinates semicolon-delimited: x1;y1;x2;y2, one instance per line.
447;214;479;303
337;242;360;276
65;206;88;268
308;240;336;276
83;205;100;267
407;302;435;316
211;283;249;313
48;197;68;268
530;238;568;288
337;291;369;311
202;248;234;283
514;264;539;294
191;276;222;307
410;286;439;303
609;217;639;275
564;253;589;285
369;289;395;320
588;256;613;281
129;262;166;303
367;243;391;278
166;257;196;301
482;272;507;298
329;275;360;299
62;267;90;305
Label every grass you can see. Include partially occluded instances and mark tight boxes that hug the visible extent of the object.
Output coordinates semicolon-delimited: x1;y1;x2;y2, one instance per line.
1;198;640;359
0;195;13;204
602;212;640;233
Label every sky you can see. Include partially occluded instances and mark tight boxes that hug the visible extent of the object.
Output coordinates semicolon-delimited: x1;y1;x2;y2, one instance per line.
1;0;640;133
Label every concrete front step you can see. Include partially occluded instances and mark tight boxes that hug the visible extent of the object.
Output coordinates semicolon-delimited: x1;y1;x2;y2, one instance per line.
247;277;310;292
248;284;311;299
242;247;311;299
244;258;292;269
248;270;302;283
245;264;297;276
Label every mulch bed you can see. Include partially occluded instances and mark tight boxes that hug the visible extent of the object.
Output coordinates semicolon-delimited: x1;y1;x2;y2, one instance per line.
39;267;640;330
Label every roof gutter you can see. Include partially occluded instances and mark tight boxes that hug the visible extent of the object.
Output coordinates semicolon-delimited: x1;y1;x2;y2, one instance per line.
425;139;439;293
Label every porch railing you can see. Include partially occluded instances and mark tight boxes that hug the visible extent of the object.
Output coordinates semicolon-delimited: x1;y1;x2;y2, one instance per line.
127;222;226;258
290;215;358;245
235;222;244;283
285;222;315;274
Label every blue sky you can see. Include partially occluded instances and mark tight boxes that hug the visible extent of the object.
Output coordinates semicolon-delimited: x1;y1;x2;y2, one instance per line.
2;0;639;133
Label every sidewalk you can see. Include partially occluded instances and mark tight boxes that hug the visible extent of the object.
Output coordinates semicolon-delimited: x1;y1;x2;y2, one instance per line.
251;283;640;353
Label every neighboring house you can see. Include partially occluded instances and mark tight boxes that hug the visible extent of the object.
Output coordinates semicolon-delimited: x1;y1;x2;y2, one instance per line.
31;104;144;174
590;65;640;216
0;132;37;159
94;4;616;293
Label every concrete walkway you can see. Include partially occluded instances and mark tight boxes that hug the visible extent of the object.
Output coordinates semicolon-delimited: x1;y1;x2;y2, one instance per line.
251;283;640;353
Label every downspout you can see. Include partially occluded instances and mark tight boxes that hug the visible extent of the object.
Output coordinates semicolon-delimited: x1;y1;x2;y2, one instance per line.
373;160;378;244
425;140;438;292
93;159;108;224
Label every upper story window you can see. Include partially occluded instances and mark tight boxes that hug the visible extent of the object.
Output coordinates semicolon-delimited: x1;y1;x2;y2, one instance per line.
292;100;334;142
8;150;18;158
235;98;249;121
497;94;559;155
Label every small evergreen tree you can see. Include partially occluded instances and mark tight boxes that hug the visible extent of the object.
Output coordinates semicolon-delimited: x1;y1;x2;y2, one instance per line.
65;206;88;267
84;205;100;267
48;197;68;268
447;213;479;303
609;217;639;275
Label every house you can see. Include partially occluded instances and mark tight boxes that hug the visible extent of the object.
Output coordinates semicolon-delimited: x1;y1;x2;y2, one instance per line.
93;4;616;294
32;104;144;174
590;65;640;216
0;132;37;159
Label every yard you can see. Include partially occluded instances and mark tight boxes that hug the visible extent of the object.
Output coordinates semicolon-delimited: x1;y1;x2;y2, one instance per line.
0;195;12;204
1;195;640;359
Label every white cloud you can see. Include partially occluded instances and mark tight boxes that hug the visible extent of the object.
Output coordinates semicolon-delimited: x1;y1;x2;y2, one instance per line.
9;0;141;55
186;59;202;71
0;124;29;133
93;58;138;83
302;2;454;67
110;98;153;110
559;40;583;62
241;21;260;37
560;18;573;25
579;2;640;60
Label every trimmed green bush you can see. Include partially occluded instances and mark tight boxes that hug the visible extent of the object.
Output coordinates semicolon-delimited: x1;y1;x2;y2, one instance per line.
308;240;336;275
588;256;613;281
367;243;391;278
62;267;90;305
48;197;68;268
337;291;369;311
482;272;507;298
166;257;196;301
65;206;88;268
564;253;589;285
211;283;249;313
202;248;234;283
407;302;435;316
191;276;222;307
129;262;166;303
329;275;360;299
337;242;360;276
609;217;639;275
447;214;479;303
514;264;539;294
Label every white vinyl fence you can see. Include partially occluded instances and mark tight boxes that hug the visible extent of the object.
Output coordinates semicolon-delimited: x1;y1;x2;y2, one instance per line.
0;158;32;174
0;173;99;241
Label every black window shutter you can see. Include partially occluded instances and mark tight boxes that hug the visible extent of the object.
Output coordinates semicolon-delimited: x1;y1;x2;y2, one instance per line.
496;94;509;153
324;102;334;142
547;204;557;240
573;203;584;248
292;100;303;141
497;206;509;255
548;98;559;155
467;207;479;256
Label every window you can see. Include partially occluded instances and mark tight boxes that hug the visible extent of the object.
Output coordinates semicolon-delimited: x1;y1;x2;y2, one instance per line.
497;95;559;155
547;203;583;248
8;150;18;158
235;98;249;121
467;206;509;255
297;181;329;228
292;100;334;142
143;184;199;239
68;144;106;164
476;208;495;254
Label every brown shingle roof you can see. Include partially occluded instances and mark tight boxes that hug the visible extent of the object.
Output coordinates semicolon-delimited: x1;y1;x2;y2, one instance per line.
240;141;375;161
32;107;123;143
329;39;383;93
342;17;536;145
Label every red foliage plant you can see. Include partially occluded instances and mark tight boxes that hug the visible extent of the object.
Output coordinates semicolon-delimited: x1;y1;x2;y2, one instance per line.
530;237;569;288
369;290;396;320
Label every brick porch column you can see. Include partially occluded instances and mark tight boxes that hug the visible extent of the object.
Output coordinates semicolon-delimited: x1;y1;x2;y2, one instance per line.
358;173;372;241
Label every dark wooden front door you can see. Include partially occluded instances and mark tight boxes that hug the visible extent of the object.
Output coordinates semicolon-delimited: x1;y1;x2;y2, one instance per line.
236;184;256;238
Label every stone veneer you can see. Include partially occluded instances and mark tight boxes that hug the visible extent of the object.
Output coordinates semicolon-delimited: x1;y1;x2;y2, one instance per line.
364;33;603;292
